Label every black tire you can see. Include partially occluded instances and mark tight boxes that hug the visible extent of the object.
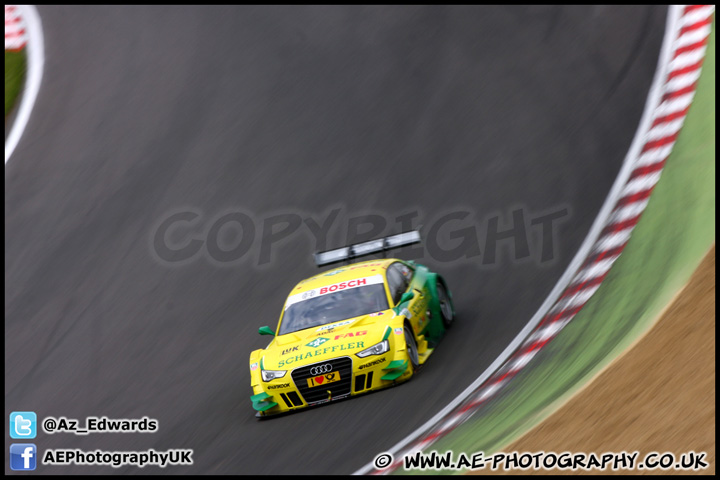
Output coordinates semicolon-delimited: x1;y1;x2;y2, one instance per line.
404;323;419;371
437;281;454;329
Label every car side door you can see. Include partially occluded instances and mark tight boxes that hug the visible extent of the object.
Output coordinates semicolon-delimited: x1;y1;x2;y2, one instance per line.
387;262;429;335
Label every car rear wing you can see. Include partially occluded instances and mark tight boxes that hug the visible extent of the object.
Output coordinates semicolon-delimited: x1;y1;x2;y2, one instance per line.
314;231;421;267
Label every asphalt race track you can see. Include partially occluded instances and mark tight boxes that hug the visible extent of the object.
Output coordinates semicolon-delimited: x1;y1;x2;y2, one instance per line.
5;6;667;475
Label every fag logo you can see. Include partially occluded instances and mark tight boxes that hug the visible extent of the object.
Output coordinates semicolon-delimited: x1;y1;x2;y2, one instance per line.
306;337;329;348
333;330;367;340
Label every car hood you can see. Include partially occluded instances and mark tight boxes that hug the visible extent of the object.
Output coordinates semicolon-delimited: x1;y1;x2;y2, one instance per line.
263;311;393;370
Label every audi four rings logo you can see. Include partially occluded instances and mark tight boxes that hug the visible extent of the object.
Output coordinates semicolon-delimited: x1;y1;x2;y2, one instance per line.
310;364;333;376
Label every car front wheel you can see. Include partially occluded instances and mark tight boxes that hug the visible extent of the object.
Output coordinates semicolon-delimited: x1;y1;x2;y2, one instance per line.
404;324;419;371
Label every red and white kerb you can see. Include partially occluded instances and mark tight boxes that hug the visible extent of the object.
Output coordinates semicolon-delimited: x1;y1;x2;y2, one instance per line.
5;5;28;51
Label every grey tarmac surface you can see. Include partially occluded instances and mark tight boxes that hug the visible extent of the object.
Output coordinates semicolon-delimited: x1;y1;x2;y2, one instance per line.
5;5;667;474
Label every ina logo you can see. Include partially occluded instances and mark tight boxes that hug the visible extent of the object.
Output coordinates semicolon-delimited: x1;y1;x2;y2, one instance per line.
324;269;345;276
306;337;329;348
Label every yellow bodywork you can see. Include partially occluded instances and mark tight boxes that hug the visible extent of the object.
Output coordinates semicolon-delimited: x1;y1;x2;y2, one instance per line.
249;259;428;416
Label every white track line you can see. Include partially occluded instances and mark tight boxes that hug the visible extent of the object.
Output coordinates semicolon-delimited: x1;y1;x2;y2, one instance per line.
5;5;44;164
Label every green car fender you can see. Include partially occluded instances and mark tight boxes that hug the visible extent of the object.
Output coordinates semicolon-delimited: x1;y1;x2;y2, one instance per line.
422;272;454;347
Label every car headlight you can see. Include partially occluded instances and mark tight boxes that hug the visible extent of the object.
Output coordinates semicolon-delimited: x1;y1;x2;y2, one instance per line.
356;340;389;358
261;369;287;382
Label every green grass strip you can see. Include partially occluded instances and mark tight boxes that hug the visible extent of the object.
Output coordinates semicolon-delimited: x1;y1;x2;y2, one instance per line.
5;49;27;117
398;23;715;475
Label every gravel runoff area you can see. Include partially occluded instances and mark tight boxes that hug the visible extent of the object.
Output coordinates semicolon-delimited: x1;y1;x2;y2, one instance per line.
472;245;715;475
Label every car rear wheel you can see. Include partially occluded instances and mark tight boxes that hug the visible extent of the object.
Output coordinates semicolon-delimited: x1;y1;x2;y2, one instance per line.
404;324;419;371
437;281;454;328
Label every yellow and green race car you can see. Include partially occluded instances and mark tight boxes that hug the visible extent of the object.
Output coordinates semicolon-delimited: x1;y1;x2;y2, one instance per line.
249;232;454;417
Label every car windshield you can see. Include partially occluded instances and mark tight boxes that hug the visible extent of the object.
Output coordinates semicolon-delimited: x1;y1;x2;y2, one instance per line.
279;284;389;335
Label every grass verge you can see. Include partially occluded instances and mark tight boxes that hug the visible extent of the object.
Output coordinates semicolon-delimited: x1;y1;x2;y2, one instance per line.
5;49;27;118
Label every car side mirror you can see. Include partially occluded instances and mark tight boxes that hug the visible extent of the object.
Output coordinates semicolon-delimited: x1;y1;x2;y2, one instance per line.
258;326;275;336
398;291;414;305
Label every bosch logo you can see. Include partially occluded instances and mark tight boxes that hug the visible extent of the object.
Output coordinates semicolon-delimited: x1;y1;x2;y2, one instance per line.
310;364;333;376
